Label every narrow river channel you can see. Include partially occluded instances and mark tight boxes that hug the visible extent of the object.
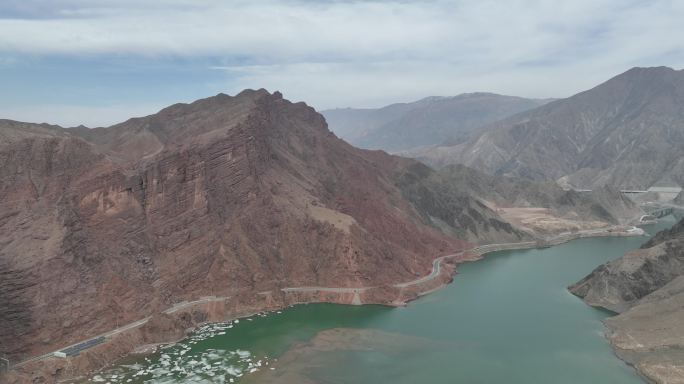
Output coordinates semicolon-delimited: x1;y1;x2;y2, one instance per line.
89;216;677;384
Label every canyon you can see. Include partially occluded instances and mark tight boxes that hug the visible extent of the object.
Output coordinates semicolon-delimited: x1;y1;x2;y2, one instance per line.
0;90;642;383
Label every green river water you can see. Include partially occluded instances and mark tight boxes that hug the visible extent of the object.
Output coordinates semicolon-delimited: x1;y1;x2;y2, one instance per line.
89;217;676;384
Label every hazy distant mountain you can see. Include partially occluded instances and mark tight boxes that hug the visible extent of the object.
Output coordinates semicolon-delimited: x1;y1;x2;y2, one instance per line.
1;90;471;362
412;67;684;190
322;93;551;151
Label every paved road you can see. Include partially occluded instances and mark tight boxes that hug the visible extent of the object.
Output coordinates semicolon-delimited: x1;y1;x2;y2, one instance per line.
393;251;466;288
394;227;643;290
281;286;369;293
14;297;228;368
14;226;640;368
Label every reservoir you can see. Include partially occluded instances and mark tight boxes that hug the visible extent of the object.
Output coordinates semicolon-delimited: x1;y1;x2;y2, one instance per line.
90;217;676;384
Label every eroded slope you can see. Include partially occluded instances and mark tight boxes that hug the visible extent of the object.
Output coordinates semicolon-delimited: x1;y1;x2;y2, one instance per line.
570;219;684;383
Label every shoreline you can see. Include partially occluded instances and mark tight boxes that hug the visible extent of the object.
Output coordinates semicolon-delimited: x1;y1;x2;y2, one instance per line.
4;225;645;384
608;344;658;384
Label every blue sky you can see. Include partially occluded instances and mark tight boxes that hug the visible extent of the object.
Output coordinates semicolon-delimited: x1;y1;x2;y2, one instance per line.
1;0;683;126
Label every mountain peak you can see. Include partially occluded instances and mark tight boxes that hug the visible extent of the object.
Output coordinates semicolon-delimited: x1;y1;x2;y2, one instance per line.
624;65;678;74
608;65;682;86
414;65;684;189
64;89;321;164
234;88;272;99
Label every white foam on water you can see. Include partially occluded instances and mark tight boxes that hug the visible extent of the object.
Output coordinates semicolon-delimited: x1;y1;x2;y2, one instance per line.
225;365;242;376
86;313;284;383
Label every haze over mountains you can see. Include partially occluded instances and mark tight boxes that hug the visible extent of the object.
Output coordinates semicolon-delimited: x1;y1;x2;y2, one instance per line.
410;67;684;190
322;93;550;151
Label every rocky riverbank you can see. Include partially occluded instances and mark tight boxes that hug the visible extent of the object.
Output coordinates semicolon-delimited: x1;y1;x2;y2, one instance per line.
569;218;684;384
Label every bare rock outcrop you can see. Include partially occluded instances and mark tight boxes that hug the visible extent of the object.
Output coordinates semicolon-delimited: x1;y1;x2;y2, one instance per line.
569;218;684;383
0;90;469;365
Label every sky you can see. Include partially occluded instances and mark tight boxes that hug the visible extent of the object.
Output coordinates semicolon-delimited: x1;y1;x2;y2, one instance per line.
0;0;683;127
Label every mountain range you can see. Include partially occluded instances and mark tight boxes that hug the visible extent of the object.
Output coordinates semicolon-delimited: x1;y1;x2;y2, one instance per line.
322;93;550;151
0;90;637;382
409;67;684;190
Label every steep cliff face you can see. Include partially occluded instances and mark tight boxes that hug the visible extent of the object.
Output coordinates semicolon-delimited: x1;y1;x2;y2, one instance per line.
0;91;468;362
569;219;684;383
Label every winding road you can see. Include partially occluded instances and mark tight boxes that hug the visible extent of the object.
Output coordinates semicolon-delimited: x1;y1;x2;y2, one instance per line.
12;226;642;369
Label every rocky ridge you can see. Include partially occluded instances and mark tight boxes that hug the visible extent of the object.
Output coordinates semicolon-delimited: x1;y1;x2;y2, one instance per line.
0;90;469;363
569;218;684;383
411;67;684;190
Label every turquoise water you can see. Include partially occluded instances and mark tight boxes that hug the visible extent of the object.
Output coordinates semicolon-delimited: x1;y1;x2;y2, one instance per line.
90;217;675;383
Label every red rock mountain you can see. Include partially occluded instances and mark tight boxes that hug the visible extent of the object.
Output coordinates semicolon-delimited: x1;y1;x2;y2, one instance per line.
1;90;477;361
0;90;637;367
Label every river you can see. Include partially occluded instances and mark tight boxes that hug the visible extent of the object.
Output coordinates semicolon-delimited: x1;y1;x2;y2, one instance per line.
88;216;676;384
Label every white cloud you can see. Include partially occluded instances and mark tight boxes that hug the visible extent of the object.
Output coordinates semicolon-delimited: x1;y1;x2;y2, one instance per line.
1;0;683;119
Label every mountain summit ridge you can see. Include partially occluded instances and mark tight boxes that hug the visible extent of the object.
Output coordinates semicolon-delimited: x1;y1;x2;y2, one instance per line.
412;66;684;189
